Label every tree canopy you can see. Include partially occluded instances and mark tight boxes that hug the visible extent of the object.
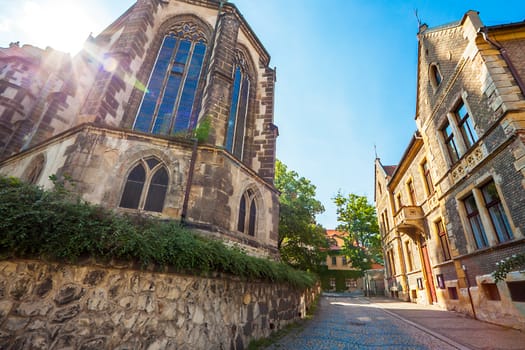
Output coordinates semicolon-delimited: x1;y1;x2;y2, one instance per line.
333;192;382;271
275;160;327;271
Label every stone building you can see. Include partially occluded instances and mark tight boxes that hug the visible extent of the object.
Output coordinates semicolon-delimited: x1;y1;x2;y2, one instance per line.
375;11;525;330
0;0;279;257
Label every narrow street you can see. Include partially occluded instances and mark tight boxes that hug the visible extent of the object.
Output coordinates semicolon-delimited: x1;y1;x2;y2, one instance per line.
265;294;525;350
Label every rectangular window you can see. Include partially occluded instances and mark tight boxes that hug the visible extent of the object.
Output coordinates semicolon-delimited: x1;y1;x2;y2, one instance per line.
436;274;445;289
405;241;413;272
342;256;347;265
482;283;501;301
481;181;513;243
407;179;416;205
443;121;461;162
421;160;434;195
329;278;336;289
395;193;402;212
455;101;478;149
464;194;489;249
507;281;525;302
448;287;459;300
331;256;337;266
388;250;396;276
436;220;451;261
417;278;424;290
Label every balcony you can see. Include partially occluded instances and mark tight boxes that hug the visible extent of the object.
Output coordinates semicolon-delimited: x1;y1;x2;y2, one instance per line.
394;206;424;235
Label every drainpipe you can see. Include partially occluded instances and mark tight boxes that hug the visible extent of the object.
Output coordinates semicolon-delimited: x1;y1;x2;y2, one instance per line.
180;138;199;225
462;264;477;320
480;27;525;98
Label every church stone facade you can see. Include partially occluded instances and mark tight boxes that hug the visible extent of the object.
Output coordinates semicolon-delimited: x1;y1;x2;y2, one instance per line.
0;0;279;257
375;11;525;330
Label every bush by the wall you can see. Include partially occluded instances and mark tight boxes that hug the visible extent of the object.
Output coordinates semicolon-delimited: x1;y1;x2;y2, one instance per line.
0;176;316;289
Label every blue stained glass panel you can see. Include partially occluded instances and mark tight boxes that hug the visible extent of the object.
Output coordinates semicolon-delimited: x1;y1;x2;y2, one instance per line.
173;42;206;133
226;67;242;151
134;35;176;132
152;40;191;134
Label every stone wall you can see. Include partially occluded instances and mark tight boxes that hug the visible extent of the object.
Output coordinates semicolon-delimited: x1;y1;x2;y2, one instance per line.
0;259;319;349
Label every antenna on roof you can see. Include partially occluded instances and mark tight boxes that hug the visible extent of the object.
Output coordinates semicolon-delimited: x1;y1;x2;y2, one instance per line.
374;144;378;159
414;8;422;27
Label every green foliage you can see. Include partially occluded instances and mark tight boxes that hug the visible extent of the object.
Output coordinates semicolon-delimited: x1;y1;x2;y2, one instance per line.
333;192;383;271
274;160;328;271
0;176;316;289
493;253;525;282
317;266;363;292
194;116;211;143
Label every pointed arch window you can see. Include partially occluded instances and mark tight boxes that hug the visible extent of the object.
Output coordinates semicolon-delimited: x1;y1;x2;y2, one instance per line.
119;158;168;213
226;52;251;159
24;153;45;184
237;189;257;236
133;22;207;135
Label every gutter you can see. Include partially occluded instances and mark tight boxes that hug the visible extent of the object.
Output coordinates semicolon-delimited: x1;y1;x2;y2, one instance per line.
480;27;525;98
180;138;198;225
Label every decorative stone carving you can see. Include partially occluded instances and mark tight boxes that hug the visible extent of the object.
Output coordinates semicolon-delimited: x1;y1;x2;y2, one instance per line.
451;145;485;184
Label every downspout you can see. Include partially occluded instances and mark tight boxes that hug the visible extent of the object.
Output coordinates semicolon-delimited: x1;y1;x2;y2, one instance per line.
180;1;225;224
480;27;525;98
180;138;198;225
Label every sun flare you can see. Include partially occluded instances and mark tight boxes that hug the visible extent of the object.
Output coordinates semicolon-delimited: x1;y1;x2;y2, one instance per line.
16;0;101;54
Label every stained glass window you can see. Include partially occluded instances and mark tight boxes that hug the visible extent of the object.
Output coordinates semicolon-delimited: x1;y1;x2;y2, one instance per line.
134;26;207;135
226;55;251;159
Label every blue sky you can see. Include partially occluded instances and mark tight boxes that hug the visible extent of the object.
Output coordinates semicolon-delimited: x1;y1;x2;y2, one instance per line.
1;0;525;228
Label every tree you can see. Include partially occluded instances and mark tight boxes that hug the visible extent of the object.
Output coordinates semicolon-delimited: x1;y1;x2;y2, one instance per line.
275;160;327;271
333;192;382;271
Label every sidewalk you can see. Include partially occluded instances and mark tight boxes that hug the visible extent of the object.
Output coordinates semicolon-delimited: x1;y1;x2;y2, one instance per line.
366;296;525;350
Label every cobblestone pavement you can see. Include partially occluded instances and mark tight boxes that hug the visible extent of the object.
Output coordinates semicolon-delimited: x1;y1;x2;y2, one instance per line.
265;295;458;350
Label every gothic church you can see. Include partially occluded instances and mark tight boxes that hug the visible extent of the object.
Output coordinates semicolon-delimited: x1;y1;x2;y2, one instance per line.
0;0;279;257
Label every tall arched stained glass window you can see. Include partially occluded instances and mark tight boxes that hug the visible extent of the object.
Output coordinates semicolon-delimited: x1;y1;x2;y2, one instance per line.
133;22;207;135
226;52;250;159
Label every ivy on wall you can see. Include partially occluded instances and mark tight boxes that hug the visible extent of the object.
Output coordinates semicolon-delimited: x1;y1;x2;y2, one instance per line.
317;266;363;292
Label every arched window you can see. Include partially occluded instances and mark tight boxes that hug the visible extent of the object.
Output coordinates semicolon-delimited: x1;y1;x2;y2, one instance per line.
133;21;207;135
237;189;257;236
429;63;442;89
226;51;251;159
23;153;45;184
119;158;168;213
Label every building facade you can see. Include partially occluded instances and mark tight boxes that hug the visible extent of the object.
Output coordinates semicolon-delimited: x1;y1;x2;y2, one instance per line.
0;0;279;257
375;11;525;330
321;230;362;292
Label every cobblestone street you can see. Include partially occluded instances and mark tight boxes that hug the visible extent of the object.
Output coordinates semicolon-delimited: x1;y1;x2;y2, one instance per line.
265;294;525;350
266;295;456;350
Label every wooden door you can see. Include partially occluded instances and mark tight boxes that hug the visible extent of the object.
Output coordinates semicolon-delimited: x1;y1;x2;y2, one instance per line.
420;237;437;303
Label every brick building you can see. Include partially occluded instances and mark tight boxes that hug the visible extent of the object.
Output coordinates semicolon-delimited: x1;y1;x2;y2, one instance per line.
375;11;525;330
0;0;279;257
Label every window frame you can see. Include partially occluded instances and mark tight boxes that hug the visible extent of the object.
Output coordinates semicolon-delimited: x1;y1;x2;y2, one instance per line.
463;193;489;249
119;158;169;213
454;101;478;150
237;188;258;236
435;219;451;262
480;181;513;243
420;159;434;196
442;120;461;163
133;27;208;135
406;178;416;205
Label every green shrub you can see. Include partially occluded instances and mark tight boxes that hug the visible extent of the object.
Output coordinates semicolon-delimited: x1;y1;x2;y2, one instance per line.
0;176;315;289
